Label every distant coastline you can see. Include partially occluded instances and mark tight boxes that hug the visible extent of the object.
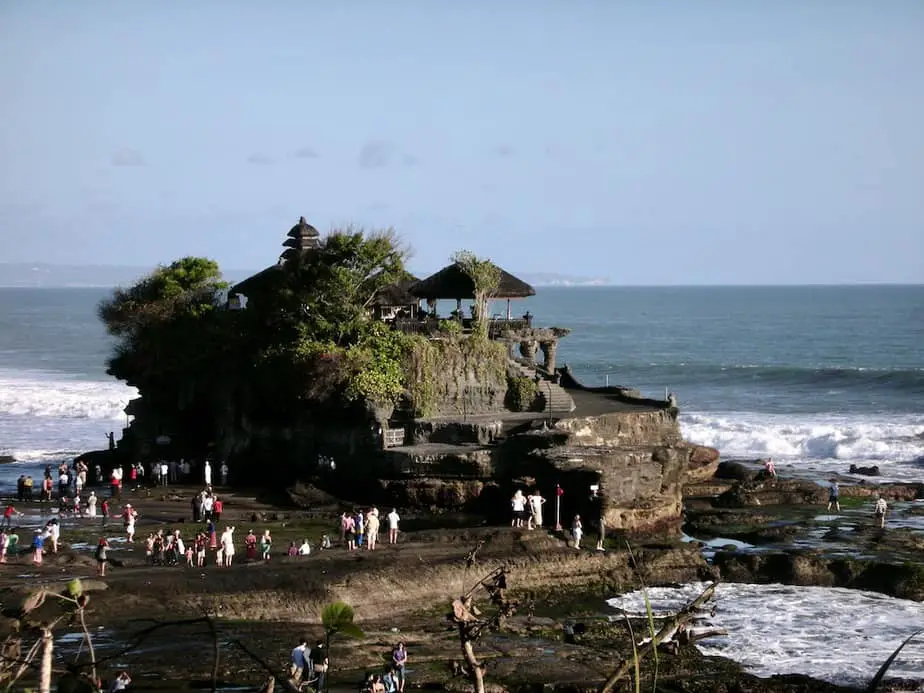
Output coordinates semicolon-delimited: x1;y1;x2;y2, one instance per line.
0;262;610;289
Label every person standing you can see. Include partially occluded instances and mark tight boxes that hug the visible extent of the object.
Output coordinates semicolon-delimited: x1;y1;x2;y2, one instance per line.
123;504;138;542
309;641;328;691
2;503;22;531
204;460;212;487
511;490;526;528
220;526;236;567
95;537;110;577
827;481;840;512
213;497;223;524
874;496;888;528
220;461;229;486
571;514;583;549
366;510;380;551
392;642;408;693
31;530;44;565
289;638;309;683
387;508;400;544
529;490;546;529
87;491;98;518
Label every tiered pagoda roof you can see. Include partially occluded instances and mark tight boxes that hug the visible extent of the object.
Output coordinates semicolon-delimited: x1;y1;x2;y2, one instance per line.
280;216;321;262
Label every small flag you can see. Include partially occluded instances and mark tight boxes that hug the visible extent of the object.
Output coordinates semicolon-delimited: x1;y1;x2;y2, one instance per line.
556;484;564;497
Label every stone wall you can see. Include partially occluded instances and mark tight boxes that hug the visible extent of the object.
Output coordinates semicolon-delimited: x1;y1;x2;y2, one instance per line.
404;337;508;417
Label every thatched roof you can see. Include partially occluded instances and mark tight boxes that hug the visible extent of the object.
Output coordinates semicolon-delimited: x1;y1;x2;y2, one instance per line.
411;263;535;300
280;216;321;261
370;277;419;307
230;217;320;296
229;263;283;297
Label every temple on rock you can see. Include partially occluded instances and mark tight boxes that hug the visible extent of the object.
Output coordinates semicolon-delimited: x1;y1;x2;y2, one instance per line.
225;217;720;536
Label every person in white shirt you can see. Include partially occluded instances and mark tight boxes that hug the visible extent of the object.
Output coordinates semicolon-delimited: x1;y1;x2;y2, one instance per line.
160;462;169;486
511;490;526;528
298;539;311;556
387;509;400;544
204;461;212;487
87;491;98;517
874;497;888;528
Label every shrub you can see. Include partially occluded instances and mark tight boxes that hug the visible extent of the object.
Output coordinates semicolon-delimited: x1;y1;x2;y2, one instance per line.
505;375;538;412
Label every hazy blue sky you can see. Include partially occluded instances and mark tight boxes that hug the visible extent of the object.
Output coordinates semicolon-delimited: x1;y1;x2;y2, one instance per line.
1;2;922;284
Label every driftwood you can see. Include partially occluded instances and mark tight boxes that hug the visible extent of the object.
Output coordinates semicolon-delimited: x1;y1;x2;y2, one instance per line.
449;566;518;693
600;582;718;693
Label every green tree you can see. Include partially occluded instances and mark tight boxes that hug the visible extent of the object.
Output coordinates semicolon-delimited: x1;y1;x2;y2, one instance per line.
320;601;364;691
451;250;500;337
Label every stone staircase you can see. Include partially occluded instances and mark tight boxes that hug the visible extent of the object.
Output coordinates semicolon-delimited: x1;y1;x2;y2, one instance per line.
538;381;576;414
511;359;576;414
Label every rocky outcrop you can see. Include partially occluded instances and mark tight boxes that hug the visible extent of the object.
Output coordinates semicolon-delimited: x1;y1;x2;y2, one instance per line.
713;551;924;601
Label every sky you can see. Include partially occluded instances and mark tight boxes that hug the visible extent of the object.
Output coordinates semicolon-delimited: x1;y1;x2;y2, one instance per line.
1;2;922;285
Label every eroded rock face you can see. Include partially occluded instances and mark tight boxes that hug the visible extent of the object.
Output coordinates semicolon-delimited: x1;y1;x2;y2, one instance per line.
522;410;712;536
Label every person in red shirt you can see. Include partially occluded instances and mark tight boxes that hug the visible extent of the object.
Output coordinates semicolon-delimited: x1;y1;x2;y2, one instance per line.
213;498;223;524
100;499;110;527
2;504;22;531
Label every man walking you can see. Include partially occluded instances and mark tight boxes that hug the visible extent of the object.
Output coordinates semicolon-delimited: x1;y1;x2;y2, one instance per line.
289;637;309;683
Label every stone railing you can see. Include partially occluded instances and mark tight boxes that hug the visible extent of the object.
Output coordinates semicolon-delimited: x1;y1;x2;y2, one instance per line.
393;316;532;337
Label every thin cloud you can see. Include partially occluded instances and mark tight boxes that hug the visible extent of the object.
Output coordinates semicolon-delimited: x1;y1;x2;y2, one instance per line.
292;146;320;159
247;153;275;165
402;153;420;167
111;149;146;167
493;144;514;158
358;140;395;169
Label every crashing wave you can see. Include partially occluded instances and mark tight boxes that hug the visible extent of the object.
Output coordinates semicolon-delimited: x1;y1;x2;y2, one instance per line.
608;582;924;687
0;369;135;421
680;411;924;479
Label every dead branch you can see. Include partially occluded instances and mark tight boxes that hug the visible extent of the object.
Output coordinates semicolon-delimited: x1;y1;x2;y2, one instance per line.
599;582;718;693
449;566;519;693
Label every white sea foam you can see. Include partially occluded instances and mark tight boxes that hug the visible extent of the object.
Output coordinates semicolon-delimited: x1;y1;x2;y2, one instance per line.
680;411;924;481
0;369;135;421
607;582;924;687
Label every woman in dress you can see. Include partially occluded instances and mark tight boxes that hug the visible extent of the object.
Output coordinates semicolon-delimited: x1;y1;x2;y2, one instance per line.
260;530;272;561
245;529;257;561
220;526;235;567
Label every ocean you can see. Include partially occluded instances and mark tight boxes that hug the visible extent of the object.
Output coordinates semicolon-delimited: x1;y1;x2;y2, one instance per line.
1;285;923;487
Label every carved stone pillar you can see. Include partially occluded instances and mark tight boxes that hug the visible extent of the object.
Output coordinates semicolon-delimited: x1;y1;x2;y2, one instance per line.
519;340;538;366
539;340;558;373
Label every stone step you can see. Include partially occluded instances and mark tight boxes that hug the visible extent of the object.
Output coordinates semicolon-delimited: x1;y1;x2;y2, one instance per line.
538;383;575;413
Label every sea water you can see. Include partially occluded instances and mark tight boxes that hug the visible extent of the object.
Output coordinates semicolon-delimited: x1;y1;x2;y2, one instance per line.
1;285;922;484
608;582;924;687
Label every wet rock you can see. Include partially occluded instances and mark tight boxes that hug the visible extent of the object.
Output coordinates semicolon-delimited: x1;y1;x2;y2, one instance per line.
713;550;924;601
687;445;721;483
286;481;341;509
715;461;757;482
848;464;881;476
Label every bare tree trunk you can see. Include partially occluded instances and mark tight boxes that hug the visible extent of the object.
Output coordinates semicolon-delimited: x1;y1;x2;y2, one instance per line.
39;628;53;693
461;636;485;693
77;607;98;685
600;583;717;693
